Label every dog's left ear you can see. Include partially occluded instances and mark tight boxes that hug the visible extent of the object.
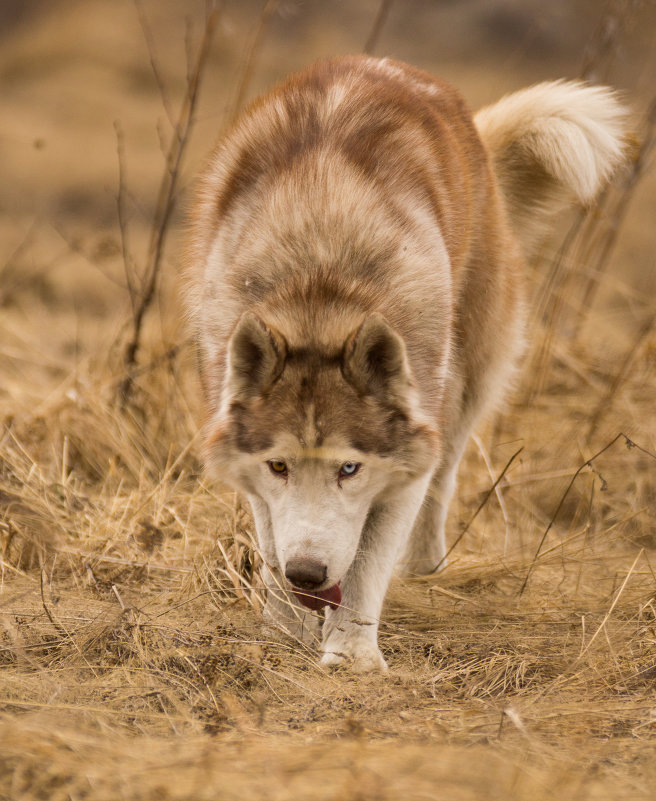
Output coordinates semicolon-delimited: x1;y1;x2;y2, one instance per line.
226;312;287;399
342;313;412;403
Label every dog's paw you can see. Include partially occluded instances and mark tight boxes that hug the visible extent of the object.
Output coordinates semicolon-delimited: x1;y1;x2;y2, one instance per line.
397;555;448;578
320;640;388;673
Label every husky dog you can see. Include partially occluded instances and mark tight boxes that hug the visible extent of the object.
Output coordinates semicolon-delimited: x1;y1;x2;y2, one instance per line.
184;56;627;672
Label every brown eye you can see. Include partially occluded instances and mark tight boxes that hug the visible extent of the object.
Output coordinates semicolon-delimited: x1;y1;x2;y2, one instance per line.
268;460;288;476
339;462;361;478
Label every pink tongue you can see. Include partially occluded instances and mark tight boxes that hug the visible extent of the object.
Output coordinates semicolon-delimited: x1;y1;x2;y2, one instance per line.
292;583;342;611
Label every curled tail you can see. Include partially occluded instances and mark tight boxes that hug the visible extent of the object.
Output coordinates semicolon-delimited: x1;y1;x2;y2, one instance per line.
474;80;630;253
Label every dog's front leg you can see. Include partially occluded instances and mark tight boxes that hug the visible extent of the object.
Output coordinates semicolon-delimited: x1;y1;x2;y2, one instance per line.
248;495;320;644
261;564;321;644
320;473;432;673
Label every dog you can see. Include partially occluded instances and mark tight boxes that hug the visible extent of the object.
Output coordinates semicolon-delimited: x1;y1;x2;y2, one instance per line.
184;56;627;672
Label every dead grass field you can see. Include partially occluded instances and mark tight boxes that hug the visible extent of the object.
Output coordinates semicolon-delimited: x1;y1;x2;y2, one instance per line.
1;1;656;799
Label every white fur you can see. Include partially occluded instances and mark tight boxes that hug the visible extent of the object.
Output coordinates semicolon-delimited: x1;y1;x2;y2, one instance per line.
321;471;433;671
243;437;435;671
474;80;628;203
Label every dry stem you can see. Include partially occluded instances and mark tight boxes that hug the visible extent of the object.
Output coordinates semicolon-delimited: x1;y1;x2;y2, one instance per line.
229;0;279;124
118;4;220;406
363;0;394;54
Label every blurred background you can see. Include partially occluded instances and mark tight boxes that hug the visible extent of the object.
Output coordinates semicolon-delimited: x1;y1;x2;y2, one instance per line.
2;8;656;797
1;0;655;411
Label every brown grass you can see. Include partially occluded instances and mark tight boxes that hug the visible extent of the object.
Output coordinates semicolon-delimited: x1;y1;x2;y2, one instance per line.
1;1;656;799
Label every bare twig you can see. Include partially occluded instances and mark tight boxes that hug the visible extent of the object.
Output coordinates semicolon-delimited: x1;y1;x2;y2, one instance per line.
118;4;220;406
523;96;651;397
586;310;656;442
40;569;67;637
120;344;182;386
434;447;523;572
576;548;643;661
522;9;644;398
363;0;394;55
519;433;656;596
112;584;127;610
229;0;279;124
114;120;137;316
134;0;176;128
0;220;39;298
579;0;635;83
472;433;511;555
0;222;43;310
534;207;588;328
523;208;588;401
574;97;656;334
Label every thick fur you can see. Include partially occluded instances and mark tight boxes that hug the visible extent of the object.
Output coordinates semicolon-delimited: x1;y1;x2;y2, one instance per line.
184;56;627;672
474;80;628;252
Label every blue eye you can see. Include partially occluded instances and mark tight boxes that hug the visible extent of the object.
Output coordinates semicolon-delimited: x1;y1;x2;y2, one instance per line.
339;462;360;478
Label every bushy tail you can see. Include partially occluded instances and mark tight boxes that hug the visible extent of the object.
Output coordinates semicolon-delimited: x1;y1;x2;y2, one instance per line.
474;80;630;252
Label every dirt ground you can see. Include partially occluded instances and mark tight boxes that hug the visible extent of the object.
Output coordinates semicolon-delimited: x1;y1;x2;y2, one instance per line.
1;1;656;799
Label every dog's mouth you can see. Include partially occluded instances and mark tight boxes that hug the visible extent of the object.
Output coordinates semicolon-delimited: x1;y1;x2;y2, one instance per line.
291;582;342;611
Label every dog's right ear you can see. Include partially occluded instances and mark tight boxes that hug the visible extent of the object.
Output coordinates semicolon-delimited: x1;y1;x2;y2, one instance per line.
342;313;412;404
226;312;287;399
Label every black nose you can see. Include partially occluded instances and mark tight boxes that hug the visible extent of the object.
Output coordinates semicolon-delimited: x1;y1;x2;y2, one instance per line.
284;557;327;590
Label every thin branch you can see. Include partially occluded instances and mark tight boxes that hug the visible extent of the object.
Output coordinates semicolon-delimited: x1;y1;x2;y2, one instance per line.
586;310;656;442
0;219;39;279
363;0;394;55
134;0;176;129
229;0;279;124
434;447;523;573
579;0;634;83
52;223;129;291
576;549;643;661
40;569;68;637
574;97;656;334
522;208;588;402
114;120;137;316
518;433;656;596
0;220;40;307
118;4;220;405
534;207;588;328
472;433;512;555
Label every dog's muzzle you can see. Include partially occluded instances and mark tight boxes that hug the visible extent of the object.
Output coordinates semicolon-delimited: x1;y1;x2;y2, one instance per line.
284;556;342;610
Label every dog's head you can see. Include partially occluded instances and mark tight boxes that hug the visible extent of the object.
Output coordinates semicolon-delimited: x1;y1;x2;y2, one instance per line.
204;311;439;603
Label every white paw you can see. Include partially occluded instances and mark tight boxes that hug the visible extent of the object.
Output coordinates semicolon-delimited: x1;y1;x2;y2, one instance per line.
320;639;388;673
398;555;448;577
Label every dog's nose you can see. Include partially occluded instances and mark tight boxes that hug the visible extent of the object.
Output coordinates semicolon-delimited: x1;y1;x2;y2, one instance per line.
284;557;327;590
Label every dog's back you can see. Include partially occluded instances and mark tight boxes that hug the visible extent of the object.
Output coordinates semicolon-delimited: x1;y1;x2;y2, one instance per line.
187;57;518;422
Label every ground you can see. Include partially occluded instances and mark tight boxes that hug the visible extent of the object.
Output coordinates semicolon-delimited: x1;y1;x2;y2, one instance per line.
1;1;656;799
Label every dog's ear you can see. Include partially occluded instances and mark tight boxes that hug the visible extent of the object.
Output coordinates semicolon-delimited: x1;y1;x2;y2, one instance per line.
227;312;287;399
342;313;412;402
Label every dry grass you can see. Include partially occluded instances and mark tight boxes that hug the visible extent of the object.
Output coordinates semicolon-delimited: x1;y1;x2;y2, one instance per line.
1;1;656;799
